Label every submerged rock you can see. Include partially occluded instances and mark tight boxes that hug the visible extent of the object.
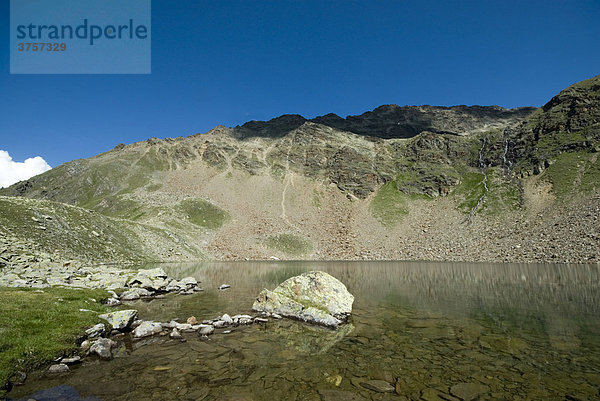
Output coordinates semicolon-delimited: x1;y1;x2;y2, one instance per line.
360;379;395;393
450;383;489;401
252;271;354;328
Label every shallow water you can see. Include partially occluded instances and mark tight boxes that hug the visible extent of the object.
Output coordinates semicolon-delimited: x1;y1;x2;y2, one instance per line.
8;261;600;401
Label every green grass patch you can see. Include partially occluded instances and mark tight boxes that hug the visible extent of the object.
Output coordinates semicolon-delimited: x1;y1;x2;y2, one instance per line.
0;287;108;395
543;151;600;197
135;147;171;172
179;198;229;229
312;189;323;208
370;181;409;227
454;171;486;213
265;234;312;257
453;168;521;216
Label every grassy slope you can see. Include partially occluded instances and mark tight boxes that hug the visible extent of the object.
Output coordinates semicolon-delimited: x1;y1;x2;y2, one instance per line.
0;287;109;396
0;196;200;264
542;151;600;198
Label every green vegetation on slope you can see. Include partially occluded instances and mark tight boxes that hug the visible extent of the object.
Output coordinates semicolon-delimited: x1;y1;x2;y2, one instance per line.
453;168;521;216
0;287;108;396
454;171;486;213
0;196;197;265
265;234;312;257
370;181;409;227
179;198;229;229
542;151;600;197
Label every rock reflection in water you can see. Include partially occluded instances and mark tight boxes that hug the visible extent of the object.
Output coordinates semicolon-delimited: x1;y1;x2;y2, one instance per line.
8;261;600;401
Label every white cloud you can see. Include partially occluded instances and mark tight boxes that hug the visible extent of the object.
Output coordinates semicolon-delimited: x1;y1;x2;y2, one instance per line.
0;150;52;188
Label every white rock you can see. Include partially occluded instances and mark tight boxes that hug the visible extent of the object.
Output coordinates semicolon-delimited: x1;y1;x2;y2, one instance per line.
169;328;182;339
174;323;193;331
121;287;153;300
198;325;214;336
180;277;198;286
99;310;138;330
134;321;163;338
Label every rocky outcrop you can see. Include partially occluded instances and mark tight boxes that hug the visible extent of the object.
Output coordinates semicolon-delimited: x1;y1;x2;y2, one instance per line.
508;75;600;174
252;271;354;328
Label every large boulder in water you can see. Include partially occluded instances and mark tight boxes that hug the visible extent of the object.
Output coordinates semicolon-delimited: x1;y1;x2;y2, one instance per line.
252;271;354;328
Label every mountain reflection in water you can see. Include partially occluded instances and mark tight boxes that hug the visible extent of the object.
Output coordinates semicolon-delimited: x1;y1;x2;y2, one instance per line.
9;261;600;401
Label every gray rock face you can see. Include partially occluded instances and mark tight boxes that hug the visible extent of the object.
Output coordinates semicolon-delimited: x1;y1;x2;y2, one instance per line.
252;271;354;328
99;309;138;330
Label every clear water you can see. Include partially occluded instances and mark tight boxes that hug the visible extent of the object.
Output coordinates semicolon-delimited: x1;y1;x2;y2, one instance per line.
8;261;600;401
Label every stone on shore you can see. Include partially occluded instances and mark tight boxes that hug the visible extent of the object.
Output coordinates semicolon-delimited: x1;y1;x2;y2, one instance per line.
89;338;116;360
120;287;154;301
252;271;354;328
85;323;106;339
48;363;69;373
99;310;138;330
60;356;81;365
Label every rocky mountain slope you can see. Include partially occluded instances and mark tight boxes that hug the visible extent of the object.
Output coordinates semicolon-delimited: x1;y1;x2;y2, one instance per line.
1;75;599;265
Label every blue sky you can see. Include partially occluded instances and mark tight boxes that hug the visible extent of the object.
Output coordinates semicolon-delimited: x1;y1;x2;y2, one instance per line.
1;0;599;168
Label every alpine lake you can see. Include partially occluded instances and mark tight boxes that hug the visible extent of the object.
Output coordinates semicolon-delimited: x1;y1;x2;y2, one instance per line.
7;261;600;401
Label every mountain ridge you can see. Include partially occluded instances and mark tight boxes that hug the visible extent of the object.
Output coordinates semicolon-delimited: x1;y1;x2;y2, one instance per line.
0;75;598;265
231;104;537;140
